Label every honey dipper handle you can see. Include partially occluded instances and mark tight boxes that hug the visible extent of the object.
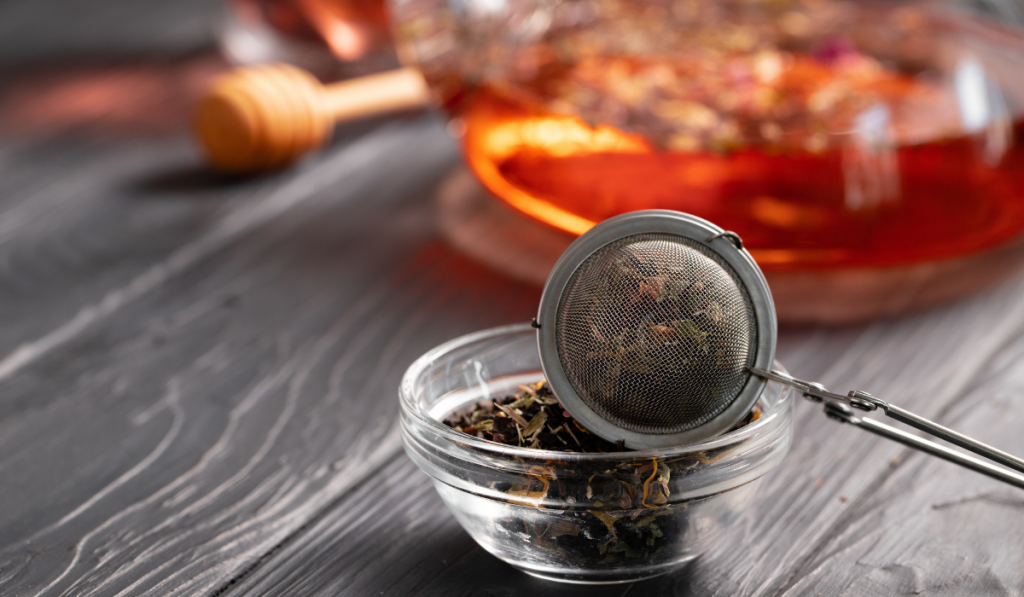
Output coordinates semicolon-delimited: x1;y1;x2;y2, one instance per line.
321;67;431;122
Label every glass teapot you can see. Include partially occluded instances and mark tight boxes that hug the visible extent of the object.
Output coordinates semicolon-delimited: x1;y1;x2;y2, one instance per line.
389;0;1024;274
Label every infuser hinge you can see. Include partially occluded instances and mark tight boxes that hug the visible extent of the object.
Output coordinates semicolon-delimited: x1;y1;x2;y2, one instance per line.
823;401;857;424
801;381;830;403
847;390;885;411
749;368;886;411
706;231;744;250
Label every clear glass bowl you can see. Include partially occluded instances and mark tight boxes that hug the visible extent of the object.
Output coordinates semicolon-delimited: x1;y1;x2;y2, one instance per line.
399;323;794;584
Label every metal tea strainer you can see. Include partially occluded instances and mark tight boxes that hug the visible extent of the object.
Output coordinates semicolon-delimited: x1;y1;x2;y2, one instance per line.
536;210;1024;489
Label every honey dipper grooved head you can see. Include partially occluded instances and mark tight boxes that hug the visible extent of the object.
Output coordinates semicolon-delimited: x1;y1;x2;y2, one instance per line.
195;64;331;173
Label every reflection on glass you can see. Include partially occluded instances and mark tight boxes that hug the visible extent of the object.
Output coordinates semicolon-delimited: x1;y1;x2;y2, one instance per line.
391;0;1024;269
842;104;899;212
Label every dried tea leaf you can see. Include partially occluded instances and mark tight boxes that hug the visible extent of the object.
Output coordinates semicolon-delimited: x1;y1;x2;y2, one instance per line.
517;384;538;396
508;393;536;410
442;380;758;453
464;419;494;433
673;318;710;353
549;521;581;537
496;402;529;427
523;409;548;438
589;510;621;538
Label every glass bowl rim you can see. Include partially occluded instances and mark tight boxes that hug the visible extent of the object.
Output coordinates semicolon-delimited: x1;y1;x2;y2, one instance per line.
400;322;793;463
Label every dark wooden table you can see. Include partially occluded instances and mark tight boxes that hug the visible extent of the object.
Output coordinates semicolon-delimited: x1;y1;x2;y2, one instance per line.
2;2;1023;595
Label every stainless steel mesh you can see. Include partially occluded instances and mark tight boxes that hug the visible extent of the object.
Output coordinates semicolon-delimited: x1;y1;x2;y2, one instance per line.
554;233;757;435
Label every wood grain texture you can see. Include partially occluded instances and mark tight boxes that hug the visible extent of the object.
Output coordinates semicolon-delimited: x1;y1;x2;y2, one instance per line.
4;0;1024;595
5;97;1024;597
0;116;543;595
220;272;1024;597
0;0;218;67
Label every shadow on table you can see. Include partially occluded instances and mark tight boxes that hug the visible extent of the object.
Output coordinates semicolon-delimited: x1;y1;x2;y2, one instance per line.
127;109;426;197
132;165;258;194
413;545;705;597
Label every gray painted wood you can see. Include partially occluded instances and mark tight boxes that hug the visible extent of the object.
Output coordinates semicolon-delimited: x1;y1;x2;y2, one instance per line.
0;0;219;67
0;114;558;596
0;118;462;593
222;274;1024;597
3;0;1024;595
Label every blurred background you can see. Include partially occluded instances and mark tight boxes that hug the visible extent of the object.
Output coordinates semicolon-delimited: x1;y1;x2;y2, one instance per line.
3;0;1024;323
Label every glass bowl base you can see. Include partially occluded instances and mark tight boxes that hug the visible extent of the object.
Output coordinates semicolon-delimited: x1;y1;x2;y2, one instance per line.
517;558;696;584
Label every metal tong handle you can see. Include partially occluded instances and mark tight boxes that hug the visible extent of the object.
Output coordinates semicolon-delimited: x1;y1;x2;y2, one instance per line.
751;368;1024;489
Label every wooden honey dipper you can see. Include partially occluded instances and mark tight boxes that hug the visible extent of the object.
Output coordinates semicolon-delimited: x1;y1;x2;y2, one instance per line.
194;64;431;173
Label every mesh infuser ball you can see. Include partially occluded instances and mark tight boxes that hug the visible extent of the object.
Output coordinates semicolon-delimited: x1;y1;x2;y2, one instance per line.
536;210;1024;491
536;210;776;449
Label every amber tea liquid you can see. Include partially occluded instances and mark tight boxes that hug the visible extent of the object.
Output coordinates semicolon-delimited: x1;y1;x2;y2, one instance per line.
455;44;1024;270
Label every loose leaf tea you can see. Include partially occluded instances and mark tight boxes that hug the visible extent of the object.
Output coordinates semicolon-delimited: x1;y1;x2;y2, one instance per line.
443;380;761;568
446;381;617;451
444;380;759;451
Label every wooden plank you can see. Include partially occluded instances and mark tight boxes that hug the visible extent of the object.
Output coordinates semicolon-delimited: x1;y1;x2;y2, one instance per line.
224;456;635;597
220;267;1024;595
0;134;222;366
775;330;1024;596
0;114;397;387
0;41;405;377
0;119;546;596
